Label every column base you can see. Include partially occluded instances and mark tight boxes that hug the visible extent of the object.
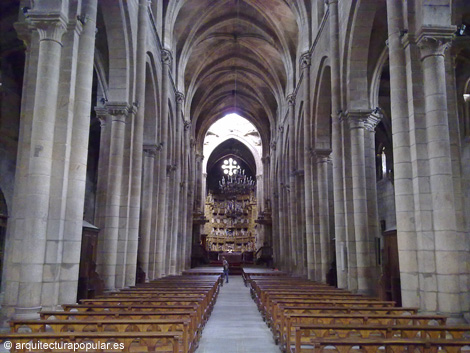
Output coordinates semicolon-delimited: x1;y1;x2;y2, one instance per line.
464;313;470;324
14;306;42;320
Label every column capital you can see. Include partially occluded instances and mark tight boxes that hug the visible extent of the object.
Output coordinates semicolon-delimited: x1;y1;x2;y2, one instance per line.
94;107;109;127
300;52;311;69
167;164;177;174
14;22;32;48
365;108;382;131
278;126;284;134
161;49;173;66
261;155;270;164
184;120;192;131
416;26;456;61
270;141;277;151
344;109;376;130
315;149;332;163
143;144;158;157
176;91;185;105
105;102;133;123
195;153;204;162
27;12;68;44
287;93;296;106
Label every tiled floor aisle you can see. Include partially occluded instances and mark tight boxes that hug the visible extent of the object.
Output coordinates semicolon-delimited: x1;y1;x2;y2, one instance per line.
195;275;281;353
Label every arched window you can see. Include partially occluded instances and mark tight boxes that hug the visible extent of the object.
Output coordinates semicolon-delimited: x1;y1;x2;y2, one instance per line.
381;147;387;178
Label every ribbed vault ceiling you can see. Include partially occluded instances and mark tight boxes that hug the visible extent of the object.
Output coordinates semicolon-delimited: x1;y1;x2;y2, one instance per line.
168;0;300;145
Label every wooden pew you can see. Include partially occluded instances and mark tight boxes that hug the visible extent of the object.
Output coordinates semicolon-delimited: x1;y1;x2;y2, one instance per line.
291;323;470;352
292;337;470;353
10;319;192;353
279;313;447;349
39;310;200;340
0;331;183;353
267;299;396;330
2;274;221;353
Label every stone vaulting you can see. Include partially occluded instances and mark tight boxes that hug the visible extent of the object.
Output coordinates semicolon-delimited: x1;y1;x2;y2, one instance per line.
0;0;469;323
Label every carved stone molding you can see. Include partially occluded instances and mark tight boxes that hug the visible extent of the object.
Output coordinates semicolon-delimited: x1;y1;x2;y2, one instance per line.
143;144;158;157
261;155;270;164
27;12;68;44
365;110;382;132
105;102;132;123
14;22;33;48
67;19;83;36
176;91;184;105
345;109;375;131
315;149;332;163
94;107;109;128
195;153;204;163
270;141;276;151
300;52;311;69
416;26;456;61
167;164;177;174
287;93;296;106
278;126;284;134
161;49;173;66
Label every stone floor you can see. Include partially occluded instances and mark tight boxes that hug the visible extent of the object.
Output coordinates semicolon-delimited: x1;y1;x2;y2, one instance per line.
195;275;281;353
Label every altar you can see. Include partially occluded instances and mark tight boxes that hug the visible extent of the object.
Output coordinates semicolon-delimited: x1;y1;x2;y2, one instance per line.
218;252;242;263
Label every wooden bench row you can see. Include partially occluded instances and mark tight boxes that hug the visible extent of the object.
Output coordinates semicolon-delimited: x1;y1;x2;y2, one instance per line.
0;274;222;353
243;270;470;353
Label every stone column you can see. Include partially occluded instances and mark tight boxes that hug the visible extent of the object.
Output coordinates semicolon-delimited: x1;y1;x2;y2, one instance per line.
270;139;281;266
364;111;382;291
165;163;176;275
386;0;418;308
12;10;67;318
328;0;347;289
183;121;192;270
125;0;149;287
445;50;469;317
98;103;131;290
300;52;315;279
61;0;98;304
346;110;375;294
316;150;331;282
148;142;163;280
201;173;207;210
94;109;110;234
194;154;204;212
311;152;321;281
138;145;157;280
296;169;306;273
262;155;271;210
417;28;462;317
2;21;37;318
155;49;171;278
170;92;184;275
287;94;299;271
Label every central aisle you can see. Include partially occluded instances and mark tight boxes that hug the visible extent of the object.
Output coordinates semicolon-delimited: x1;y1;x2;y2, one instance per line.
195;275;281;353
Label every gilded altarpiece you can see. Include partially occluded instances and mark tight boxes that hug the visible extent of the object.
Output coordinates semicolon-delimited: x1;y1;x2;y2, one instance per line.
203;192;258;254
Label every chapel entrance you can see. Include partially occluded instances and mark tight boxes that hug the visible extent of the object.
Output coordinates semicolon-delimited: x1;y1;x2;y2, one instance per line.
381;230;402;306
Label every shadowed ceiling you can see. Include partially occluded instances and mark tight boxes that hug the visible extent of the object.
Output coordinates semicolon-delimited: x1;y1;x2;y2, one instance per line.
167;0;301;147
